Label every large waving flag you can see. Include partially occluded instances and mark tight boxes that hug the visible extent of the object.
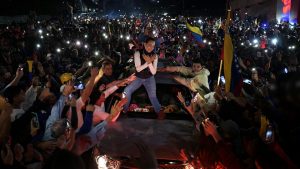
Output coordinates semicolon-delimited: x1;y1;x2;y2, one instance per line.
186;22;203;44
223;10;234;92
223;9;243;95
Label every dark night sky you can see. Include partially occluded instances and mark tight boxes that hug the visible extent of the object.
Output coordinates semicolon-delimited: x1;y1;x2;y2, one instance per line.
0;0;226;16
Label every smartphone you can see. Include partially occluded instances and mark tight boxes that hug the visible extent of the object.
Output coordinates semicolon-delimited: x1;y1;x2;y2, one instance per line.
265;130;273;140
220;76;225;84
243;79;252;84
265;124;274;143
74;81;84;90
18;64;24;71
265;129;273;141
68;94;73;100
121;92;126;99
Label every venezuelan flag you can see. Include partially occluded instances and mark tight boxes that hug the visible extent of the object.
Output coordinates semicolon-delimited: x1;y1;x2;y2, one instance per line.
223;10;243;95
186;22;203;44
223;10;233;93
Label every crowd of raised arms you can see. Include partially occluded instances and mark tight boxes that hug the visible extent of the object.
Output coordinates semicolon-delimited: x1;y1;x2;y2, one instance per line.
0;11;300;169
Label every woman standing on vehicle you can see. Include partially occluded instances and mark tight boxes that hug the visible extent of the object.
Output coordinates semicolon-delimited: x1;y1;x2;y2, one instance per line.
122;37;165;119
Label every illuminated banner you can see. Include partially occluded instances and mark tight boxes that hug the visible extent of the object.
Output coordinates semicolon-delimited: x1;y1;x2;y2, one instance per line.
277;0;299;23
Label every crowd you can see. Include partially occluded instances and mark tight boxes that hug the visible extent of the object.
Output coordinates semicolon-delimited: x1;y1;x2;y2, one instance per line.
0;10;300;169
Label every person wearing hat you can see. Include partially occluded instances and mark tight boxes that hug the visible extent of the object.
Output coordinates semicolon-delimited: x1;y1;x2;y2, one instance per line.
60;73;73;85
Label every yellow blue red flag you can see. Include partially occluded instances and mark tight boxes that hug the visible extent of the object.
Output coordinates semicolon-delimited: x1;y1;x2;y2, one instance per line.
186;22;203;44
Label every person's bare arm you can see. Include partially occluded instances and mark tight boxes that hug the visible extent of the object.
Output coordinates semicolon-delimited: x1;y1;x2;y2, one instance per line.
94;68;104;85
202;119;222;143
174;76;197;92
4;68;24;89
105;98;127;123
148;55;158;75
81;68;98;103
177;92;194;116
135;51;149;72
105;73;136;89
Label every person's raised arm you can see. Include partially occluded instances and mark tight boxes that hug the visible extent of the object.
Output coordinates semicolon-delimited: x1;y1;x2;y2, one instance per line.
81;67;98;103
105;98;127;123
177;92;193;116
94;68;104;85
3;68;24;90
43;83;74;141
202;119;222;143
105;73;136;89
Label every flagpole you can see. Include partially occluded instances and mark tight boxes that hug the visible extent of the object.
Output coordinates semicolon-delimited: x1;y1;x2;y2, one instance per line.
217;60;223;86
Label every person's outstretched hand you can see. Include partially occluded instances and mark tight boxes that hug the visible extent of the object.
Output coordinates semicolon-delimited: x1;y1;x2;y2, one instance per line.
117;80;128;87
108;98;128;122
134;139;158;169
202;119;222;143
90;67;99;78
14;143;24;162
16;66;24;78
177;92;185;105
157;67;167;72
1;144;13;166
126;73;137;83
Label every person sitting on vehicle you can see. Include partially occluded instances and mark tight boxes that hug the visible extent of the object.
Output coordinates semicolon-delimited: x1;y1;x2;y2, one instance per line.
159;58;210;96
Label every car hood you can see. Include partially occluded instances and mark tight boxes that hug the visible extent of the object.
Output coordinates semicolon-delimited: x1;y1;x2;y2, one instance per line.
99;118;198;161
